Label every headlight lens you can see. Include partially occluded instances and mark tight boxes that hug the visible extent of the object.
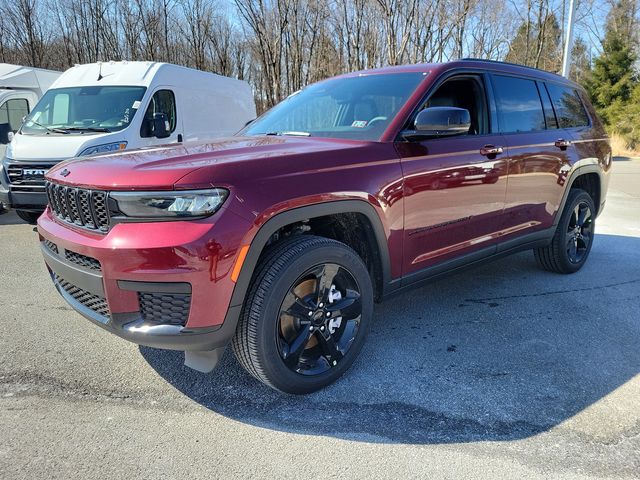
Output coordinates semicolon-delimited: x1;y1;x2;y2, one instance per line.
111;189;229;218
79;142;127;157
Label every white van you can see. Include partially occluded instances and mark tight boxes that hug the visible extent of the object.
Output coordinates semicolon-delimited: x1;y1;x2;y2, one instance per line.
0;61;256;223
0;64;61;161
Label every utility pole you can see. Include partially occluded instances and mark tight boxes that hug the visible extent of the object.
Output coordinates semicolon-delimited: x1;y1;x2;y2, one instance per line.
562;0;577;78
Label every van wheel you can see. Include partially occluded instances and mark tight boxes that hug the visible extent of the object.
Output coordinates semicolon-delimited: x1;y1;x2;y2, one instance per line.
232;235;373;394
534;188;595;274
16;210;41;225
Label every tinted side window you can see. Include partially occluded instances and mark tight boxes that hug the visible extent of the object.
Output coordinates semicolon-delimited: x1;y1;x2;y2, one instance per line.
492;75;546;133
538;83;558;129
141;90;176;138
546;83;589;128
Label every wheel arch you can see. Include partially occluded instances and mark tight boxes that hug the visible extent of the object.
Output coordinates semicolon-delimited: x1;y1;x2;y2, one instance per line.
554;164;606;227
226;200;392;321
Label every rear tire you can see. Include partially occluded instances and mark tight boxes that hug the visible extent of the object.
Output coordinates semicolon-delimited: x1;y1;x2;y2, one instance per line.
534;188;595;274
232;235;373;394
16;210;41;224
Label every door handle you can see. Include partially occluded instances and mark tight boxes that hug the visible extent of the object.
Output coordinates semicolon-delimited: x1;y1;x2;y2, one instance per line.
554;138;571;149
480;145;504;156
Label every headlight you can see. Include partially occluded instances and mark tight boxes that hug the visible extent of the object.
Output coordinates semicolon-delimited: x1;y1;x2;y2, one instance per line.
111;189;229;218
79;142;127;157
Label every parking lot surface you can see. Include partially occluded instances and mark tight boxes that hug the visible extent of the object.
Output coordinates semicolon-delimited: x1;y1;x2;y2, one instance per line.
1;158;639;479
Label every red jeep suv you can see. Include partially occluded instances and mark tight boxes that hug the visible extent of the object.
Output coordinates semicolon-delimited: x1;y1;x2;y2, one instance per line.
37;60;611;394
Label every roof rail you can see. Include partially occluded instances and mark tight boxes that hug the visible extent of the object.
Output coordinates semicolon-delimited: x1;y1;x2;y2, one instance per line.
459;58;563;76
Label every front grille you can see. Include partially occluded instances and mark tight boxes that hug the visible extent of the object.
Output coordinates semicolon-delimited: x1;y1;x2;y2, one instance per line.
46;181;110;232
43;239;58;254
65;250;101;271
55;274;110;319
139;292;191;326
7;164;53;191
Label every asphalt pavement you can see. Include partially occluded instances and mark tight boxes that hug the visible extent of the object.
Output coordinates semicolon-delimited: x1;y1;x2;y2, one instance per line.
1;158;639;479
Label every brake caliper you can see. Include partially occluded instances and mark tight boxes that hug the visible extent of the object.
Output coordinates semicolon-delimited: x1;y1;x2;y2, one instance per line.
328;285;343;334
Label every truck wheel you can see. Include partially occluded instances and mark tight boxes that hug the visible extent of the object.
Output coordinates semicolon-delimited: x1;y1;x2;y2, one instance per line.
16;210;42;225
534;188;595;274
232;235;373;394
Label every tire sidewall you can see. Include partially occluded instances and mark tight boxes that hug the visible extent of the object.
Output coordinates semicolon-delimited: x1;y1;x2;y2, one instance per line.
253;242;373;394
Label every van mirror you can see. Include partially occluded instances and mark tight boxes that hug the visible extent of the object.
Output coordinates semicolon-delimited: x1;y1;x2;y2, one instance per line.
403;107;471;140
0;123;10;145
153;112;171;139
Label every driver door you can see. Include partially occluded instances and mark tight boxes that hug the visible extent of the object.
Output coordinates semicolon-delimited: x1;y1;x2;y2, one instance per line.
396;73;508;277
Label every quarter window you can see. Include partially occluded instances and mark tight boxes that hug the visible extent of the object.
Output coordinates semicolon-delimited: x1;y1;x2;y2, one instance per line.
546;83;589;128
141;90;176;138
493;75;546;133
0;98;30;132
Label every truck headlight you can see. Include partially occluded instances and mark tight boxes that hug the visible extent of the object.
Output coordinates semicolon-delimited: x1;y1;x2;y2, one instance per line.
79;142;127;156
111;189;228;218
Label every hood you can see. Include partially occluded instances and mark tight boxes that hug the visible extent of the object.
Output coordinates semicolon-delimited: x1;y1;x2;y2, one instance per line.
45;136;365;190
8;131;120;162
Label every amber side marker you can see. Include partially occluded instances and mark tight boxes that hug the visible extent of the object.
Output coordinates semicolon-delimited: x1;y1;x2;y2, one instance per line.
231;245;250;282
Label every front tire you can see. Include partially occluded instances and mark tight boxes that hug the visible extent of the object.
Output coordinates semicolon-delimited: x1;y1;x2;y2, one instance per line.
232;235;373;394
534;188;596;274
16;210;42;224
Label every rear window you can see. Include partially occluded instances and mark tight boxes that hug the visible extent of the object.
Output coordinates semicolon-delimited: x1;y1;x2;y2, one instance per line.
545;83;590;128
492;75;546;133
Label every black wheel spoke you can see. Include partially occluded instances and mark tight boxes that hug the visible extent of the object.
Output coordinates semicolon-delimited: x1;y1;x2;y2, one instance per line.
326;290;362;320
283;298;313;320
577;205;590;227
315;264;339;304
568;238;578;259
282;327;312;368
317;330;343;365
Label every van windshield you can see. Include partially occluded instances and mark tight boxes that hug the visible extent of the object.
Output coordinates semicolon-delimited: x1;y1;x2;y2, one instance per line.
242;72;426;141
21;86;146;135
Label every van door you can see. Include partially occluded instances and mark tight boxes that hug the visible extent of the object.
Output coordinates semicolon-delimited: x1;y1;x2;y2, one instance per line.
0;96;31;156
396;74;508;277
491;74;575;243
138;88;183;146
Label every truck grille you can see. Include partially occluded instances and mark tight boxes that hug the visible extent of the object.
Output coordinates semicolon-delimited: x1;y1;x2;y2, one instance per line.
6;163;53;192
139;292;191;326
46;181;110;232
55;274;110;319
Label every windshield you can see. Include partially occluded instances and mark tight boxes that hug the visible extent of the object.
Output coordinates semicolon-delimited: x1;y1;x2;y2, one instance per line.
21;86;147;135
242;72;426;141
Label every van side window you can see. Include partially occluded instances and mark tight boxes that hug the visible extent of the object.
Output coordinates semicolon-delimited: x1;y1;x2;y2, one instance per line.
545;83;589;128
0;98;30;132
492;75;546;133
423;75;488;135
141;90;176;138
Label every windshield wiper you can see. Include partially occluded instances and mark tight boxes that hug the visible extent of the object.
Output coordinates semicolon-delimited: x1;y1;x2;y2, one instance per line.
60;126;111;133
25;119;69;134
264;131;311;137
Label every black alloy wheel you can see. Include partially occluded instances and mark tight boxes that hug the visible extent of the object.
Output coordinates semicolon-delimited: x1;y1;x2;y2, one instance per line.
277;263;362;376
232;235;373;394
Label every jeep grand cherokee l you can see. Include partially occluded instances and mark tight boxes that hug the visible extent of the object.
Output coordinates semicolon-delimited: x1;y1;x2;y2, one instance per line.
37;60;611;394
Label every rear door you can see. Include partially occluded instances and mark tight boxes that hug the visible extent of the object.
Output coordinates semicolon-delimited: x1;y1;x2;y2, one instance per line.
490;74;575;241
396;73;508;277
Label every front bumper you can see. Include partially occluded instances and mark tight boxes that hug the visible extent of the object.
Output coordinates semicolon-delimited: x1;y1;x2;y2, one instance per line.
37;207;251;351
0;183;47;211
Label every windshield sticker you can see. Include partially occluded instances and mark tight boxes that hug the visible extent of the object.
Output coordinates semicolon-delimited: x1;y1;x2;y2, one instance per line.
132;100;141;109
351;120;368;128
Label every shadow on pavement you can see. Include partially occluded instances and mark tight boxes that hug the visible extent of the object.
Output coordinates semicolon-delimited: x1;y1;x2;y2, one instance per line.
140;233;640;444
0;210;30;226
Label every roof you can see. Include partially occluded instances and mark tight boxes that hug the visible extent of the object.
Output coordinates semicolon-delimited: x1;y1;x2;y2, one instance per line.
0;63;61;91
337;59;577;88
50;61;248;90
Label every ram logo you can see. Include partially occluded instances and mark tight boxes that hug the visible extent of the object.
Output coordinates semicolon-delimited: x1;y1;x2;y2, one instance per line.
23;169;48;177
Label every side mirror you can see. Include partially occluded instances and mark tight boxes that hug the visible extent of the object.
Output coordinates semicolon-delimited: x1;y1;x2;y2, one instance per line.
0;123;10;145
153;112;171;139
403;107;471;140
